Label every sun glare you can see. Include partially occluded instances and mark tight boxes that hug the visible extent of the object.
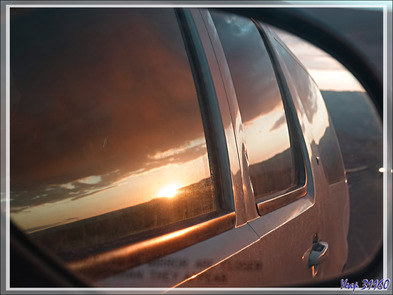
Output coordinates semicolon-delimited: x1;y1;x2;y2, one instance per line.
157;184;181;198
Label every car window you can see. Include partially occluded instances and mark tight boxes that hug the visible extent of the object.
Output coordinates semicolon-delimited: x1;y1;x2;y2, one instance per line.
10;8;220;262
210;11;300;201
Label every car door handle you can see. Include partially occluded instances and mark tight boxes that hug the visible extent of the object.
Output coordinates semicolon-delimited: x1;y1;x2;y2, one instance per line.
308;241;328;267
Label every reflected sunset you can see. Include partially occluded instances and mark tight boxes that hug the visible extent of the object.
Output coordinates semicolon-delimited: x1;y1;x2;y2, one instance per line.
11;146;213;234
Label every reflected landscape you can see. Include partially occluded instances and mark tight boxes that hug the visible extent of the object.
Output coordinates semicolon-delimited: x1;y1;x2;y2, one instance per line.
29;177;216;262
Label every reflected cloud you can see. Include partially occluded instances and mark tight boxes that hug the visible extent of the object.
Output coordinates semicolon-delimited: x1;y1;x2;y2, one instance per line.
148;138;205;161
269;114;286;132
11;138;208;213
10;169;123;213
77;175;102;185
243;107;291;165
221;14;254;35
11;152;213;235
11;9;206;195
60;183;76;190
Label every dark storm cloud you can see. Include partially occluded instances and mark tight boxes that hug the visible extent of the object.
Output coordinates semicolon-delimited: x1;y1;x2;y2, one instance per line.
10;8;209;210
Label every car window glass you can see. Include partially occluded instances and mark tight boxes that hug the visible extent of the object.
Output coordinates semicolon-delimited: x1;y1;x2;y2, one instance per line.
10;8;218;262
210;11;298;200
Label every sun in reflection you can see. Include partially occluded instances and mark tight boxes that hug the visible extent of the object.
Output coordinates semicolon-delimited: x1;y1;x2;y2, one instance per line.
157;184;181;198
